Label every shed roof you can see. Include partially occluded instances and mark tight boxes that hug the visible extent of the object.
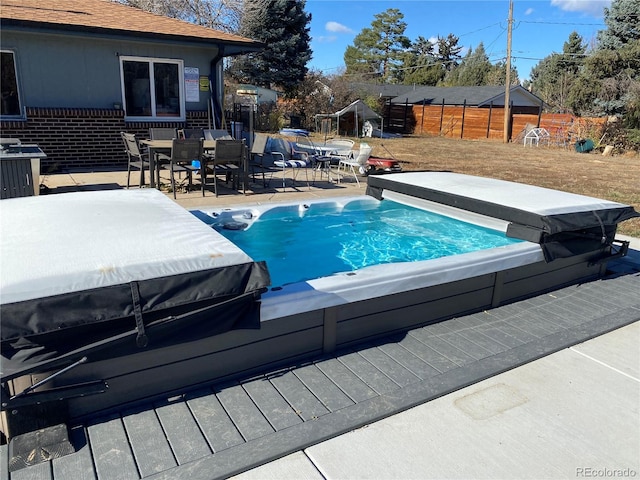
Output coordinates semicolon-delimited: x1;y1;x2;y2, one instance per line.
390;85;543;107
0;0;262;55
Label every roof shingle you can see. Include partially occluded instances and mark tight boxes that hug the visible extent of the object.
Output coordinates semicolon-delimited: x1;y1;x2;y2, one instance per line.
0;0;260;47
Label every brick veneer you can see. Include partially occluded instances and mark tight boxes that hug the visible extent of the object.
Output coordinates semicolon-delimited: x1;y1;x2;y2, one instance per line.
1;107;210;172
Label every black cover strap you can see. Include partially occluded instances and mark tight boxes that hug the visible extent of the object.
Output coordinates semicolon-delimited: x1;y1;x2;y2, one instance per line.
130;282;148;348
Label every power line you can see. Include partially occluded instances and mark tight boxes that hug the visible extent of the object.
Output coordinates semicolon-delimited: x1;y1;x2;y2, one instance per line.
519;20;604;26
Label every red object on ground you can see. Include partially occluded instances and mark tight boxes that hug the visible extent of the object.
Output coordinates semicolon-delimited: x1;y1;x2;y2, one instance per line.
366;157;402;174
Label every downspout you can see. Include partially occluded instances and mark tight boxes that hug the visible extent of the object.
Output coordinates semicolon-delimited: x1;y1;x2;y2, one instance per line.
210;47;225;130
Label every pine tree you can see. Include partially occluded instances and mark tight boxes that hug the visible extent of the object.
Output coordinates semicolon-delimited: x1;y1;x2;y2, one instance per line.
530;31;586;112
447;43;492;86
232;0;312;95
344;8;411;83
401;36;443;86
597;0;640;49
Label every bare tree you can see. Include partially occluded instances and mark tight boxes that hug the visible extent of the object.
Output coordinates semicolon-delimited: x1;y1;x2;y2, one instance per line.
113;0;245;33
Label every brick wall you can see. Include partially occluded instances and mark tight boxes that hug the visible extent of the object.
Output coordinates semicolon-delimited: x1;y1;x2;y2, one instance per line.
1;108;210;172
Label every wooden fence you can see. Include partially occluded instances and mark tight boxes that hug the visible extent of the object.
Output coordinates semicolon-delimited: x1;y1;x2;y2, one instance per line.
386;103;589;144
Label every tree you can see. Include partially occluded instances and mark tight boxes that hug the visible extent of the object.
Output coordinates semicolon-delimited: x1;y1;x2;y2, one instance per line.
231;0;312;96
436;34;463;71
114;0;244;32
344;8;411;83
597;0;640;49
444;42;492;86
530;31;586;112
401;36;443;86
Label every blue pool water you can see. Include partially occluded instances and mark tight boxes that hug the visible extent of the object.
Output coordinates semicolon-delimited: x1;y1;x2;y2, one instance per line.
206;199;522;288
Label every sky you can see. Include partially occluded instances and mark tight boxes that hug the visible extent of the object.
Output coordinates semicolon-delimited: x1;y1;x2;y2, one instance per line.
305;0;612;81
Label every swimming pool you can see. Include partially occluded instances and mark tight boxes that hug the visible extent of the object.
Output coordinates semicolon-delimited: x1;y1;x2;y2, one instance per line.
193;194;546;321
200;197;524;288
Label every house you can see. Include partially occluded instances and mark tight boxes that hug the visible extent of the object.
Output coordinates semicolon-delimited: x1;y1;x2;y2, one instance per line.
0;0;262;170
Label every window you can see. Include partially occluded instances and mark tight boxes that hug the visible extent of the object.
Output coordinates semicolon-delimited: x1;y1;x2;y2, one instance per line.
120;56;185;120
1;51;23;118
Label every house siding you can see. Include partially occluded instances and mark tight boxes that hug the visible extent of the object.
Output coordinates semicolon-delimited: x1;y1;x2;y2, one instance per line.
3;30;217;112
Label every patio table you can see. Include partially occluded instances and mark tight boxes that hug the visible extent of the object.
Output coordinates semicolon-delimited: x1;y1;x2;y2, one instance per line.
140;139;216;189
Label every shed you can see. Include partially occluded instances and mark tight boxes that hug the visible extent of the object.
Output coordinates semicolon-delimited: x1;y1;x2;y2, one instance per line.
314;99;383;137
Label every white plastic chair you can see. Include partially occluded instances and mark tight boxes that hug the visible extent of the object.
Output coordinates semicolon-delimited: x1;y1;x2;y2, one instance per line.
336;143;372;187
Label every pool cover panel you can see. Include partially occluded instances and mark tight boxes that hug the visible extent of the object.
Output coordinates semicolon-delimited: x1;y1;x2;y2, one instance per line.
367;173;639;262
0;189;271;382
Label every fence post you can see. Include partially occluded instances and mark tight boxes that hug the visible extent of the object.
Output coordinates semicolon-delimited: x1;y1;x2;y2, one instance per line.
421;100;425;135
460;99;467;139
537;98;543;128
487;101;493;138
404;98;409;133
439;98;445;134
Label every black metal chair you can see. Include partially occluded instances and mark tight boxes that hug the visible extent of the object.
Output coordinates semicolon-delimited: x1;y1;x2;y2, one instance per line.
121;132;150;189
148;128;177;184
248;133;279;188
211;139;247;197
168;138;204;199
178;128;204;139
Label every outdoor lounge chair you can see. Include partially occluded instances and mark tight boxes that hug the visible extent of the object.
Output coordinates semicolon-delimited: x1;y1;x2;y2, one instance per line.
272;141;311;190
336;143;372;187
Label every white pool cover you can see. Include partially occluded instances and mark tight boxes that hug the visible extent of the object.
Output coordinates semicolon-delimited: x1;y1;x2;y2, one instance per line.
1;189;270;380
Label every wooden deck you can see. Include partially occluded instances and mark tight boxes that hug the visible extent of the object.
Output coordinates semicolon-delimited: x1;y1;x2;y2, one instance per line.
2;263;639;479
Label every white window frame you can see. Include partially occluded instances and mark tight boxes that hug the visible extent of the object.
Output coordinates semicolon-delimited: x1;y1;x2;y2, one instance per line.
119;56;185;121
1;49;25;119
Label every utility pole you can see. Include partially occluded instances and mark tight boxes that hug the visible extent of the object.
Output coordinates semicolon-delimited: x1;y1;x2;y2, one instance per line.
503;0;513;143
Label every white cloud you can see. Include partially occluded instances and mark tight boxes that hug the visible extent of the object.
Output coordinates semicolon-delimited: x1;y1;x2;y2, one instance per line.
325;21;353;34
550;0;611;17
524;7;534;15
316;35;338;43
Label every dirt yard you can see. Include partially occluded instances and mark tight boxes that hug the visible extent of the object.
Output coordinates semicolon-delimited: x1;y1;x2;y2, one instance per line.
309;134;640;237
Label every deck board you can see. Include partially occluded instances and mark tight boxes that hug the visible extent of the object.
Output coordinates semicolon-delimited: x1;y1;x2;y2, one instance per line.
87;416;139;480
292;365;355;412
243;377;303;430
377;342;441;380
8;462;49;480
408;330;477;366
357;346;422;387
51;427;95;480
122;408;177;476
269;371;330;421
313;358;378;403
216;384;274;441
186;389;244;453
336;351;401;395
155;401;210;465
396;335;459;373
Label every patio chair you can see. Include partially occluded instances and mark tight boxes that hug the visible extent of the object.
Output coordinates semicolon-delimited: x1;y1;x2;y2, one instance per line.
324;138;355;159
148;128;177;182
211;139;247;196
248;133;279;188
121;132;150;189
178;128;204;139
148;127;177;140
336;143;372;187
168;137;204;199
272;141;311;190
